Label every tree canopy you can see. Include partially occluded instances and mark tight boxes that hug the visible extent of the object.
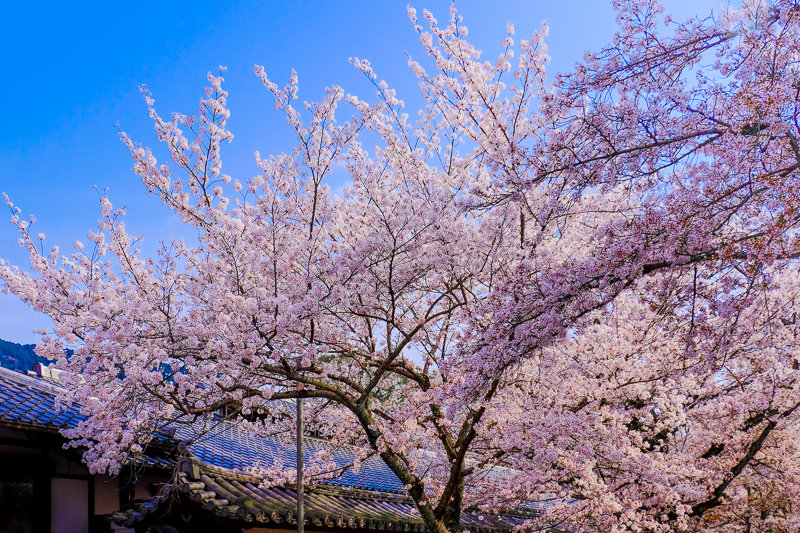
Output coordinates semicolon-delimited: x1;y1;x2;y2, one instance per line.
0;338;45;374
3;1;800;531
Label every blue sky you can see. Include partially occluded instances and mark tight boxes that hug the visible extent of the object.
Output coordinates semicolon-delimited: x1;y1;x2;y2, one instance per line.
0;0;728;344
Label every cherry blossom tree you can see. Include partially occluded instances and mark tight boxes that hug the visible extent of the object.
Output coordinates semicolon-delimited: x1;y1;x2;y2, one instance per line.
3;1;800;531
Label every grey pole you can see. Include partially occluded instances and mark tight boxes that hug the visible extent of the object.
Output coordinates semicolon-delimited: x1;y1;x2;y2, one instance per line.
296;394;304;533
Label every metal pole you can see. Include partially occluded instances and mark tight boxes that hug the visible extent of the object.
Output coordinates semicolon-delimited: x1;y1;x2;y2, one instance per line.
296;394;304;533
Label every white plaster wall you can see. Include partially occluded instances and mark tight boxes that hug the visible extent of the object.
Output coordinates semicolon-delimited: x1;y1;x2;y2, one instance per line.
51;478;89;533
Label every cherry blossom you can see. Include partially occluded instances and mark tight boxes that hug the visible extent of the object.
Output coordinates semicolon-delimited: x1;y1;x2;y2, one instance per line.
3;1;800;531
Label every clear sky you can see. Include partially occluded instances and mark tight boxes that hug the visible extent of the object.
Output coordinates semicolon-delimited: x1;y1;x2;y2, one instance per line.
0;0;729;344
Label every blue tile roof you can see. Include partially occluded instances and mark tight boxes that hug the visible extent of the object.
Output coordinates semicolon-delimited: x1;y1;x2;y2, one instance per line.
0;366;404;493
0;366;85;428
181;423;406;493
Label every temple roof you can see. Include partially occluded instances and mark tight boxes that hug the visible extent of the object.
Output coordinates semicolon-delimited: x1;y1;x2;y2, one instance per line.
181;421;406;494
0;365;85;429
0;365;405;495
111;456;532;532
0;366;539;532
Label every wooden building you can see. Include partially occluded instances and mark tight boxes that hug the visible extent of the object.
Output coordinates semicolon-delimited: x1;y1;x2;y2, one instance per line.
0;366;532;533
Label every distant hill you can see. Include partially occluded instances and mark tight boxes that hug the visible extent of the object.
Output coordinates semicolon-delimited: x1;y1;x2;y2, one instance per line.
0;338;48;374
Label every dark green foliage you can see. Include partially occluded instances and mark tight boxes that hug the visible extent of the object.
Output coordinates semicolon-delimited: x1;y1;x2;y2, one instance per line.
0;338;48;374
